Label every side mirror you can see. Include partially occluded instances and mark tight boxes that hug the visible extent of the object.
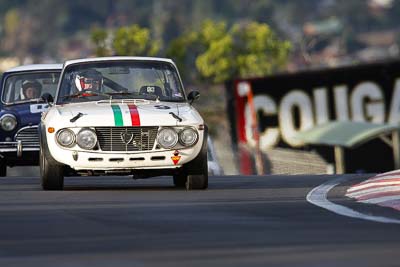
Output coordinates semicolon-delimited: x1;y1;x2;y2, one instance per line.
41;93;54;104
187;91;200;104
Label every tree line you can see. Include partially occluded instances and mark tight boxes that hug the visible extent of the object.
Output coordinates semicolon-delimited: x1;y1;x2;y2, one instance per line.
91;20;291;84
2;0;400;82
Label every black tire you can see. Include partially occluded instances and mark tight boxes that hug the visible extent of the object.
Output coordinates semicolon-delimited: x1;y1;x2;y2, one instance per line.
0;160;6;177
40;149;64;190
173;173;187;188
184;126;208;190
186;174;208;190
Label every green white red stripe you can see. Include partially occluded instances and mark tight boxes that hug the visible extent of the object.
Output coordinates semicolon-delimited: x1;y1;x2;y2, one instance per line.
111;104;140;126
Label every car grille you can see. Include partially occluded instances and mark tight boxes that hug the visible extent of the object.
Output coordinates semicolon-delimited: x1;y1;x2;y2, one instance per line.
15;126;39;147
95;127;158;152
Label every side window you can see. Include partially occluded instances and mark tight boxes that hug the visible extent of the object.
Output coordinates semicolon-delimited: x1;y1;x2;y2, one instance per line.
3;77;18;102
14;80;22;101
3;79;12;102
41;73;59;96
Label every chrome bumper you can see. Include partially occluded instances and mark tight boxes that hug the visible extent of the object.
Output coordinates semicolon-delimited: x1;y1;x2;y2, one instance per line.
0;141;40;157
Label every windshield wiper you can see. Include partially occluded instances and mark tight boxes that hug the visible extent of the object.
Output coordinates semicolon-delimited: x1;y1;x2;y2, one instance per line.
106;92;160;101
159;98;184;102
62;90;110;100
9;98;44;105
106;91;136;99
106;92;136;97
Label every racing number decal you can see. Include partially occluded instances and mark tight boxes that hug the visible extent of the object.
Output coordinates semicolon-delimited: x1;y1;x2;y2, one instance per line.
112;104;141;126
30;104;49;113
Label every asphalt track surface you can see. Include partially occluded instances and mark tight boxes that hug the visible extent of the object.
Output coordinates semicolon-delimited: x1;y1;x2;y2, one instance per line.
1;170;400;267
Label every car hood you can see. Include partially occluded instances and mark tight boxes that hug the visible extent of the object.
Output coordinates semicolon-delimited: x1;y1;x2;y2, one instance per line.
2;102;48;126
52;100;203;127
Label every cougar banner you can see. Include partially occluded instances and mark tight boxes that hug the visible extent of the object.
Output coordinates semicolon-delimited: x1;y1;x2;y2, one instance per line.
226;60;400;173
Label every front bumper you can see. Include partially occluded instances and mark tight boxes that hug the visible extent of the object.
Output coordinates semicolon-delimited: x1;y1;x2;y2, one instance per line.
51;148;200;171
0;141;39;157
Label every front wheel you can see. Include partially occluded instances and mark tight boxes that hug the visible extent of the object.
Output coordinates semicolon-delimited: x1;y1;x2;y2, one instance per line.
184;126;208;190
0;160;6;177
173;172;187;188
174;171;208;190
186;174;208;190
40;150;64;190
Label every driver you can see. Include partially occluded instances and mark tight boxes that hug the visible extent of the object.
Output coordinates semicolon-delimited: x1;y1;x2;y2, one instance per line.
21;80;42;100
74;69;103;92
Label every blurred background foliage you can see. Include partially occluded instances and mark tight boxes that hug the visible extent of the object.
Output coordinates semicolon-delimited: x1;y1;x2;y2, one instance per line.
1;0;399;137
92;19;291;84
1;0;399;78
91;25;160;57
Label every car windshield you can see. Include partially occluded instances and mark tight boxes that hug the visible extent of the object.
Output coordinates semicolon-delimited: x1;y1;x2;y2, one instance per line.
57;61;186;104
2;71;60;105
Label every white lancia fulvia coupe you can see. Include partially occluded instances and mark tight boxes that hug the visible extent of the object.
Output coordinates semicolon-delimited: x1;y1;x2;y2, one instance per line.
39;57;208;190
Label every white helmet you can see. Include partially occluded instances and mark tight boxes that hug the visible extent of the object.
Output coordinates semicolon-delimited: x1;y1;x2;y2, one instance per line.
74;69;103;91
21;79;42;99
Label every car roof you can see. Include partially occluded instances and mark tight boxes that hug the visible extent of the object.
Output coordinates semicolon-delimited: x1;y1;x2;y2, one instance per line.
64;56;175;67
5;64;63;73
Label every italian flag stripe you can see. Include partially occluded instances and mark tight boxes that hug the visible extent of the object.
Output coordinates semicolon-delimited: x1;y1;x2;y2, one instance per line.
111;104;124;126
128;104;141;126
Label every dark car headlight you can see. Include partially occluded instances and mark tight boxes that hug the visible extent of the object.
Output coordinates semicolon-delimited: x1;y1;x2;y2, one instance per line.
0;114;17;131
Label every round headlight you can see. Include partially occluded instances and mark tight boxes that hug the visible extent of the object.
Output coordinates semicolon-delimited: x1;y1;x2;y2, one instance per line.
157;128;178;148
56;129;75;147
0;114;17;131
179;128;198;146
76;128;97;150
